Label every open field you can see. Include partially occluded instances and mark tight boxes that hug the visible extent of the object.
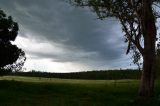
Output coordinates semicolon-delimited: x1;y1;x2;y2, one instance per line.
0;76;160;106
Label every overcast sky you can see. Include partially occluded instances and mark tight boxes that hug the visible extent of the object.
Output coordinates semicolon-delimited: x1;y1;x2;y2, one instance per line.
0;0;136;72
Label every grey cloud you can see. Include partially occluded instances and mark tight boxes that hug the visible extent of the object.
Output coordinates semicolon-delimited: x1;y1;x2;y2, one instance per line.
0;0;134;69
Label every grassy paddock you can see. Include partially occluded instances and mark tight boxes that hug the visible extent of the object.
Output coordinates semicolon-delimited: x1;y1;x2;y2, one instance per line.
0;76;160;106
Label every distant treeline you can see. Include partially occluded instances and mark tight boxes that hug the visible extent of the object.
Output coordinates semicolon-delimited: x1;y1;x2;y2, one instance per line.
2;69;143;80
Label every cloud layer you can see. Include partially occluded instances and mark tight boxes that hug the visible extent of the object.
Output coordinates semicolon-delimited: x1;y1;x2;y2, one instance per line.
0;0;135;72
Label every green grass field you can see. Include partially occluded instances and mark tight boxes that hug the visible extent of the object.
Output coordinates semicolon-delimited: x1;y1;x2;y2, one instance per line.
0;76;160;106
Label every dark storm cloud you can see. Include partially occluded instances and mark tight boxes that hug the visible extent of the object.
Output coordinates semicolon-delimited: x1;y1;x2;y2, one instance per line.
0;0;133;68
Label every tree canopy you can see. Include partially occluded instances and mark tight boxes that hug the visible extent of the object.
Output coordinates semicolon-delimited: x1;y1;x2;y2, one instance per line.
70;0;160;65
0;9;26;71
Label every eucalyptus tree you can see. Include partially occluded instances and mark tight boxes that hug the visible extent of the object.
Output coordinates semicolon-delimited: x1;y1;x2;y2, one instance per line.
70;0;160;97
0;9;26;71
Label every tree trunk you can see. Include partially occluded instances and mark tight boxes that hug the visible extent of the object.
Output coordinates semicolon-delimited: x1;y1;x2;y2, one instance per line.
139;53;156;97
139;0;157;98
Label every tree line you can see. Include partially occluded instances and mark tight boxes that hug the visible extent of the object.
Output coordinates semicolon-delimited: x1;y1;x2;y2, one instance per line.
0;69;142;80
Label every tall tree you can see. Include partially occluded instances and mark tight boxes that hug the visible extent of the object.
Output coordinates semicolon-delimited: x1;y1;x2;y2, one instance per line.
70;0;160;97
0;9;26;71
